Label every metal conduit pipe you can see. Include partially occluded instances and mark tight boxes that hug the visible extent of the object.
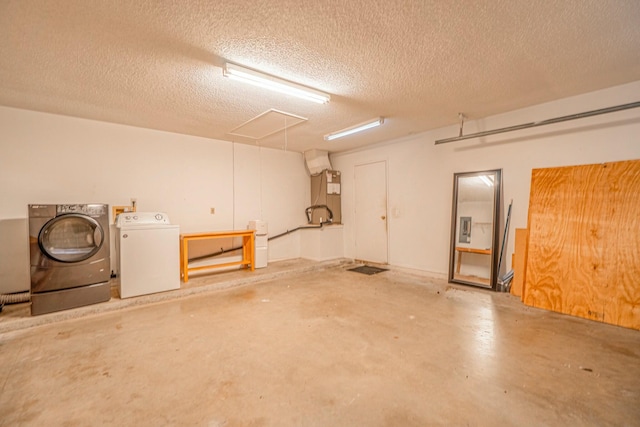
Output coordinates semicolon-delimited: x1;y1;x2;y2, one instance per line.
0;291;31;304
434;101;640;145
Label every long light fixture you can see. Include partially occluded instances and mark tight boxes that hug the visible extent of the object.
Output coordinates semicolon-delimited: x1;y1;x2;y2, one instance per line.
223;63;330;104
324;117;385;141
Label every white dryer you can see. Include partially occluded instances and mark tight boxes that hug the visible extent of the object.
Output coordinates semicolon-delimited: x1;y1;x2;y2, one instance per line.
115;212;180;298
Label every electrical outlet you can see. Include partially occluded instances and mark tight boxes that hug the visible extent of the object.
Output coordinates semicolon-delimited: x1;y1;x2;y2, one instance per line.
210;208;215;214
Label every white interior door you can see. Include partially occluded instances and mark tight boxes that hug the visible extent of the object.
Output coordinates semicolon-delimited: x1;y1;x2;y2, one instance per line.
355;161;388;264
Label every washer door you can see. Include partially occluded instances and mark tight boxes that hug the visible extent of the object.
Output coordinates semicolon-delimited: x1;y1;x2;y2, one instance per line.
39;214;104;263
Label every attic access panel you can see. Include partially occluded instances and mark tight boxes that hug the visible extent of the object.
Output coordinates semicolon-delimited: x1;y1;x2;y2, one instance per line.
228;109;308;140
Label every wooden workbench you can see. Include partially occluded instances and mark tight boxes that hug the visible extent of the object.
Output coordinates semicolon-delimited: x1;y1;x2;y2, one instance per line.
455;246;491;274
180;230;255;282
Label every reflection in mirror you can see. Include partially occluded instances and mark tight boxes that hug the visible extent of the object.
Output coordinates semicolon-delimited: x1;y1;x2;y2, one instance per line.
449;170;501;289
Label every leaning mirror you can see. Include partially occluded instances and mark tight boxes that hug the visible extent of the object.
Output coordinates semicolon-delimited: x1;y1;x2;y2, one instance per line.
449;169;502;289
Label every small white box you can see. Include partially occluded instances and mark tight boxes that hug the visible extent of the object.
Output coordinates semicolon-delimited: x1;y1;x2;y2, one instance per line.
248;220;268;235
255;234;268;247
255;247;268;268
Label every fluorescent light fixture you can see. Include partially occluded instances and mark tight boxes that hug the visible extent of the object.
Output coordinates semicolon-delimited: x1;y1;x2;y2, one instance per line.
324;117;385;141
479;175;494;187
223;63;330;104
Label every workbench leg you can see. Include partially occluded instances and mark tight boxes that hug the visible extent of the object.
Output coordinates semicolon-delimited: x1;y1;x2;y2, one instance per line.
250;234;255;271
242;236;248;269
179;237;184;279
182;238;189;283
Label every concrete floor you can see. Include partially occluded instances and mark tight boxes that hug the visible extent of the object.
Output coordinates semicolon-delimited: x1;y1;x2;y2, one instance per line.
1;260;639;426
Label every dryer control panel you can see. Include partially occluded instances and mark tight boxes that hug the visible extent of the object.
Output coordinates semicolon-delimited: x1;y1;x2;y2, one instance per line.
57;204;107;216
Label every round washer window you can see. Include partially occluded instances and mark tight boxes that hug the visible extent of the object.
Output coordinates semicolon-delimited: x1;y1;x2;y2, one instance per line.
39;214;104;263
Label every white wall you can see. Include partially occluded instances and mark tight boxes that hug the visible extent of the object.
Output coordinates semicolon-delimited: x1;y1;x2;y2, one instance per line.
300;225;344;261
332;81;640;278
0;107;309;292
2;81;639;291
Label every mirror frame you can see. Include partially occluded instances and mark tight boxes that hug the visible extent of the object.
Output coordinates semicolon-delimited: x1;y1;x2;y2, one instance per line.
448;169;502;290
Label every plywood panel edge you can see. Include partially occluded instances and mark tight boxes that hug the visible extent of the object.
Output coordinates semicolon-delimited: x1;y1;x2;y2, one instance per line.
511;228;528;298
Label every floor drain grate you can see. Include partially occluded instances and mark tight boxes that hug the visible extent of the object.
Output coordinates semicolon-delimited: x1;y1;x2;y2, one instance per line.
348;265;388;275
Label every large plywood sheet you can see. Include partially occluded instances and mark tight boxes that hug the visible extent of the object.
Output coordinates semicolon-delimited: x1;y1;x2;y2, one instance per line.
523;160;640;330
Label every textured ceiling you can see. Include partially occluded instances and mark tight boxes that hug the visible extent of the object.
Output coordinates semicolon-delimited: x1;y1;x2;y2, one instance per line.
1;0;639;153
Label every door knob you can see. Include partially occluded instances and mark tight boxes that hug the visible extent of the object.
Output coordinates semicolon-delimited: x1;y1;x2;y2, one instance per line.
381;215;386;220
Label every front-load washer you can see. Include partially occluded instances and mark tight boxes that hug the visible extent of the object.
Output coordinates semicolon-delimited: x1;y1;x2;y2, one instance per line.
28;204;111;315
115;212;180;298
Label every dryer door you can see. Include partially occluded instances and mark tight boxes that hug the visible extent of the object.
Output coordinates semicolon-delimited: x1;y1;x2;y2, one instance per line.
39;214;104;263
